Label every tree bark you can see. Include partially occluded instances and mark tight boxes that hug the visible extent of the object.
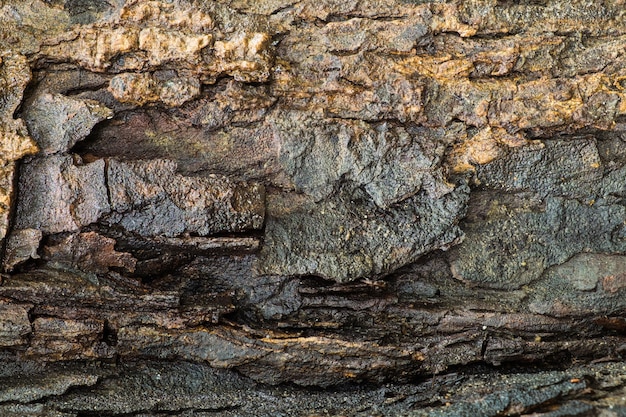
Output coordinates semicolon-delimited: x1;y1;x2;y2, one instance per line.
1;0;626;415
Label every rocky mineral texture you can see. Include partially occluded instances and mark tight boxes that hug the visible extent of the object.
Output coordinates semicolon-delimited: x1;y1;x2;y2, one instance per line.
104;158;264;237
1;0;626;415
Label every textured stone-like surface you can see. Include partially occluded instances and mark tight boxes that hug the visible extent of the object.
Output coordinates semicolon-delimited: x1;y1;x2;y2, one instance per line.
257;185;468;282
2;228;42;271
14;156;109;234
23;93;112;155
0;370;98;404
105;158;265;237
450;135;626;289
273;115;452;207
528;253;626;317
1;0;626;414
255;116;469;281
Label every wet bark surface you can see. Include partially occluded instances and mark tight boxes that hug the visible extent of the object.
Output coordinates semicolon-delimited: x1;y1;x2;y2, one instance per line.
1;0;626;415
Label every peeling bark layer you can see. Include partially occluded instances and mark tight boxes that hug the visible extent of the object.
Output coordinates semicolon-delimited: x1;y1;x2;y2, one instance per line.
1;0;626;415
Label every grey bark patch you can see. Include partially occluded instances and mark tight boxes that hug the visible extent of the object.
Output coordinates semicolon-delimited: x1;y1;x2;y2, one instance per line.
273;112;451;208
0;370;98;403
2;228;42;272
259;111;467;282
45;362;247;415
23;93;112;155
14;156;109;234
257;184;469;282
528;253;626;317
104;159;265;237
449;137;626;290
65;0;115;25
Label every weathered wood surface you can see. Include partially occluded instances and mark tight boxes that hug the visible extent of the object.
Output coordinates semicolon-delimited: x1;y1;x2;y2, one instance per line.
0;0;625;415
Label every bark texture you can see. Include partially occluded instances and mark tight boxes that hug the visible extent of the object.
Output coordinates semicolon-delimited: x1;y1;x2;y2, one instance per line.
1;0;626;415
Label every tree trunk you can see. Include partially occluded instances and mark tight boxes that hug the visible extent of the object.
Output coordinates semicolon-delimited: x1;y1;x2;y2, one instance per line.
1;0;626;415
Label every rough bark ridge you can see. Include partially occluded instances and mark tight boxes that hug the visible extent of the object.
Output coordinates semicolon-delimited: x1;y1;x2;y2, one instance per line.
1;0;626;415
